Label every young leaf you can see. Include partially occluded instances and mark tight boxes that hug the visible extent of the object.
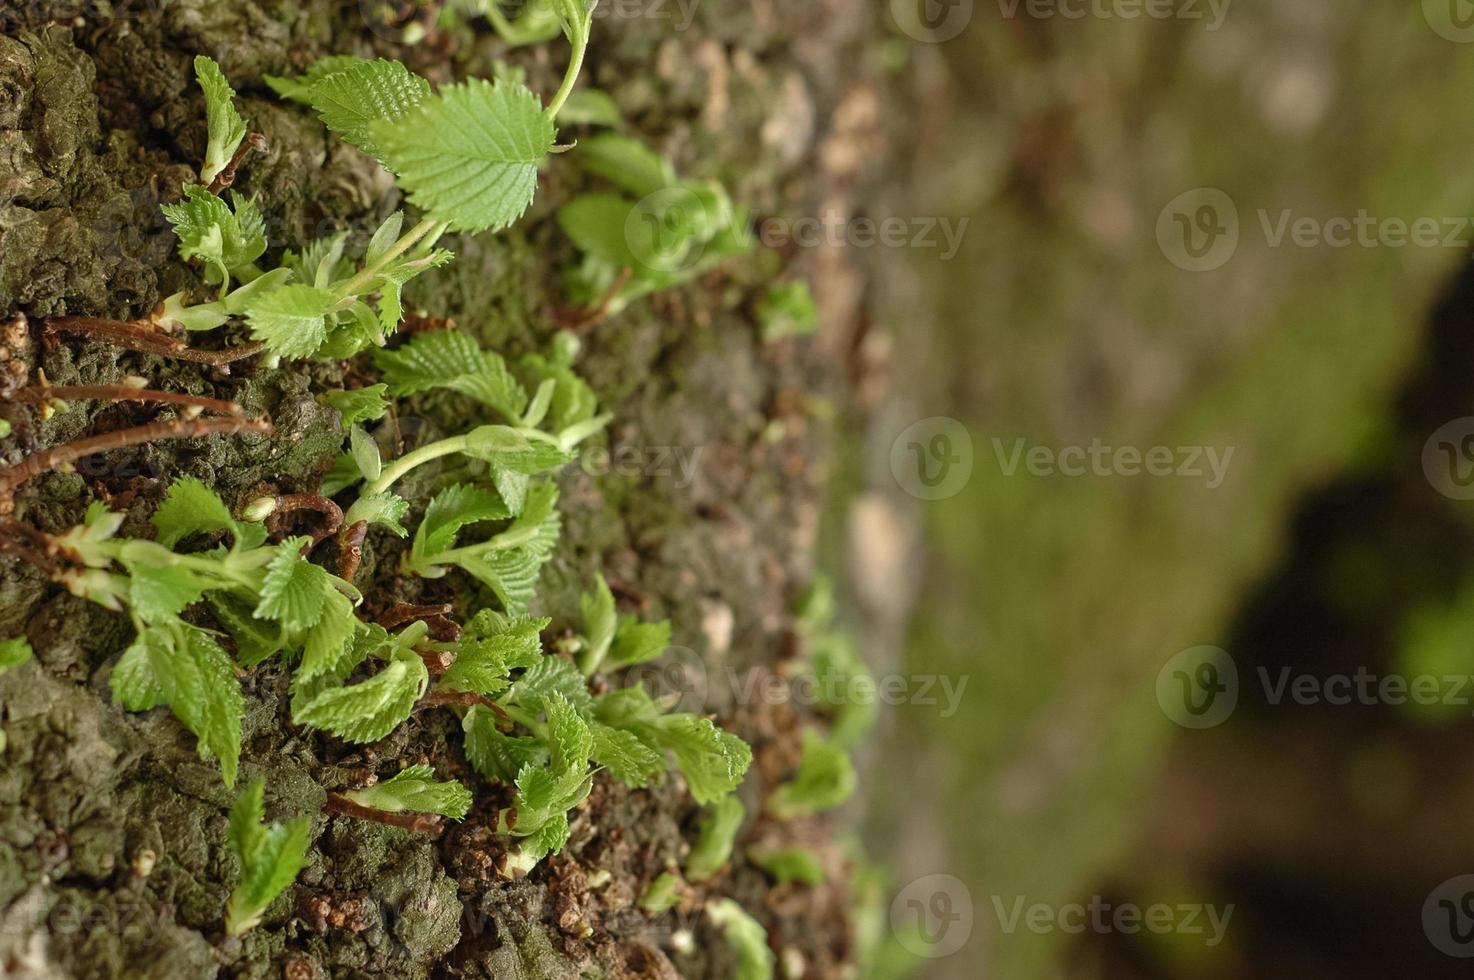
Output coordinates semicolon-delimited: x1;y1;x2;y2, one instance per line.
265;55;369;103
342;763;472;819
225;779;312;936
373;331;528;421
152;476;241;548
160;185;266;291
577;133;675;199
244;284;339;359
766;731;856;820
706;898;776;980
589;722;664;788
0;637;33;674
686;795;744;883
299;587;359;680
412;483;513;569
437;615;545;695
112;622;244;787
292;648;428;742
370;77;556;233
752;847;825;887
320;384;390;426
545;692;593;773
254;537;329;633
305;58;431;161
195;55;248;185
607;616;670;669
344;492;410;537
128;560;207;621
509;654;592;716
757;280;818;342
657;715;751;805
577;573;616;674
640;870;682;914
464;707;543;782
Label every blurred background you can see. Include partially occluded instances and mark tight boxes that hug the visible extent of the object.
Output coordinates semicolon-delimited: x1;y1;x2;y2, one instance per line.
843;1;1474;977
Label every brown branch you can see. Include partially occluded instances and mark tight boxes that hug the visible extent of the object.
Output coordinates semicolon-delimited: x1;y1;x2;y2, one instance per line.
0;416;272;494
416;691;512;728
556;266;633;331
207;133;267;195
10;384;244;417
378;602;462;643
0;517;61;571
337;520;368;582
43;316;265;367
324;793;444;835
266;494;344;547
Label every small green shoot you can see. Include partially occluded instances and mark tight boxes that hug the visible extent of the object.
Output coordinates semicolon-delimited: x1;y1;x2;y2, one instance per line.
767;730;857;821
342;764;473;819
225;779;311;936
706;898;775;980
0;637;33;674
752;847;825;887
686;795;744;883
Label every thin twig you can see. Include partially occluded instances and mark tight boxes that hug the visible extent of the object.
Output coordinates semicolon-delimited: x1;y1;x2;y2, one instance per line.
266;494;344;547
10;385;244;417
0;517;60;571
416;691;512;727
0;416;272;494
556;266;633;330
208;133;267;195
324;793;444;835
337;520;369;582
378;602;461;643
43;316;265;367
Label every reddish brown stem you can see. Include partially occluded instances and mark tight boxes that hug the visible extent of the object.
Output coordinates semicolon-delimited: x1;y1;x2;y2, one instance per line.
208;133;267;194
0;416;272;494
0;517;60;571
43;316;265;367
378;602;462;643
324;794;443;835
416;691;512;727
266;494;344;547
10;385;243;417
557;266;633;330
337;520;368;582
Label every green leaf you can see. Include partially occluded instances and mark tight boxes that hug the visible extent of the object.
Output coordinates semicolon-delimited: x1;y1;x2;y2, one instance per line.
0;637;33;674
686;795;744;883
306;59;431;161
374;332;528;421
160;185;266;291
558;194;641;267
112;622;244;787
766;731;855;820
292;648;427;742
412;483;512;567
225;779;312;936
129;561;206;621
461;427;571;475
152;477;240;549
464;707;543;782
343;763;472;819
607;616;670;669
370;77;556;233
244;284;339;359
706;899;775;980
345;492;410;537
640;870;682;914
656;715;751;806
349;425;382;482
438;615;544;695
577;134;676;199
545;692;592;773
752;847;825;887
557;88;622;127
589;722;664;789
208;593;284;667
254;538;329;633
265;55;368;103
578;573;616;674
509;654;592;716
320;384;390;426
300;587;359;680
757;280;818;342
195;55;247;185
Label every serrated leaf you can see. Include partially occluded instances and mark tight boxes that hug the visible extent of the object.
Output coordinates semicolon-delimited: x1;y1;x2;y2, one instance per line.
374;332;528;421
300;587;358;680
578;573;616;674
370;77;556;233
292;650;427;743
208;593;284;667
590;722;664;789
225;779;312;936
320;385;390;426
307;59;431;161
461;427;570;475
437;615;543;695
545;692;592;774
265;55;369;103
244;284;338;359
656;715;751;806
607;616;670;669
345;492;410;537
343;764;472;819
508;655;592;716
766;731;855;820
153;477;239;549
129;561;206;621
254;538;329;632
195;55;248;185
464;706;543;782
160;185;266;291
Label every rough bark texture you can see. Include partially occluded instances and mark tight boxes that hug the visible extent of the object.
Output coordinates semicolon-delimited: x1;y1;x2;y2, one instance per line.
0;2;889;976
